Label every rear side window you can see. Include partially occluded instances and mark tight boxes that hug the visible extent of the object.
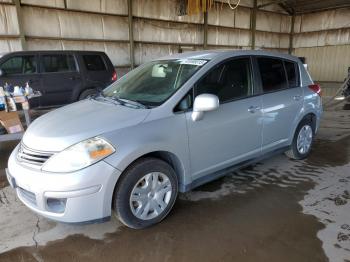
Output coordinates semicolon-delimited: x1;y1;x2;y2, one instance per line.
42;55;77;73
258;57;288;93
284;61;299;88
195;58;253;103
0;56;37;75
83;55;106;71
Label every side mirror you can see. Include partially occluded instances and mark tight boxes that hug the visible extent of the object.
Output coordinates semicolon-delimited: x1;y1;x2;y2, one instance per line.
0;69;4;77
192;94;219;121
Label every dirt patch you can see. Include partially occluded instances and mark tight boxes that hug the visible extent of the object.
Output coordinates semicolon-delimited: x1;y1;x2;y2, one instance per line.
306;135;350;167
0;141;18;188
0;174;8;189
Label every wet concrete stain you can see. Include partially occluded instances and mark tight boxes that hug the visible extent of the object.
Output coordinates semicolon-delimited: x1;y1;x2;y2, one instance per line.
0;183;327;262
306;136;350;168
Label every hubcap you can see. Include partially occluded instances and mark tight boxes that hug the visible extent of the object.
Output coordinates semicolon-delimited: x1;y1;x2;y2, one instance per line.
130;172;172;220
296;125;313;154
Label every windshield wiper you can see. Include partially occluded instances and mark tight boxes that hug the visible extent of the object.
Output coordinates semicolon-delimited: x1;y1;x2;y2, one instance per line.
92;92;149;109
112;97;149;109
91;92;122;106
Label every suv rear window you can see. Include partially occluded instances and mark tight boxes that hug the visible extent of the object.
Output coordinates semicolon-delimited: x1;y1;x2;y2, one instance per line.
258;57;288;93
83;55;106;71
0;56;37;75
42;55;77;73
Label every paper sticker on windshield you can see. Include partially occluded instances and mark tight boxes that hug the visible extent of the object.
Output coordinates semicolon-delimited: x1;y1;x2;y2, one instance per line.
180;59;207;66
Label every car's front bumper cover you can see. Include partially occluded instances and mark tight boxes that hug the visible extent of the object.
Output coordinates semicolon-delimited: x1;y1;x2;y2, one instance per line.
7;145;122;223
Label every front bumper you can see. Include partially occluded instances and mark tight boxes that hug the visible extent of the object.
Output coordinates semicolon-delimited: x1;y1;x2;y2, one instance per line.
7;145;121;223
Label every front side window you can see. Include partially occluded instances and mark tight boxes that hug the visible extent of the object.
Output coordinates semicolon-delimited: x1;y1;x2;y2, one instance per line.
0;56;37;75
258;57;288;93
42;55;77;73
83;55;106;71
284;61;299;88
102;59;206;107
195;58;253;103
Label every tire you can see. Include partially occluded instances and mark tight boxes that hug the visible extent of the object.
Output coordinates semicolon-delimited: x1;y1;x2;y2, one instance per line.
79;89;97;100
114;158;178;229
285;118;314;160
0;125;6;135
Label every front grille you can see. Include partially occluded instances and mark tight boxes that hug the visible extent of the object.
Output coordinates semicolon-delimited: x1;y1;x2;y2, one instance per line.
18;187;37;206
17;143;54;168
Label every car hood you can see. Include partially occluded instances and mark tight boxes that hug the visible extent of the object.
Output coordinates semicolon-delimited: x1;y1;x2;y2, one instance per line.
22;99;150;152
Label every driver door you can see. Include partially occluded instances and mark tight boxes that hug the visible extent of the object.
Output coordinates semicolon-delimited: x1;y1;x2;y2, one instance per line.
185;57;263;180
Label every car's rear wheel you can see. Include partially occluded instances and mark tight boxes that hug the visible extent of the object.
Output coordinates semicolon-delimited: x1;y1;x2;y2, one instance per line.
79;89;97;100
114;158;178;229
285;118;314;160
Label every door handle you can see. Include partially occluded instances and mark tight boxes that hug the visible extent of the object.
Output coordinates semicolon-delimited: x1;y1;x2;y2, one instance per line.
28;79;38;84
248;106;261;113
69;76;80;80
293;95;302;101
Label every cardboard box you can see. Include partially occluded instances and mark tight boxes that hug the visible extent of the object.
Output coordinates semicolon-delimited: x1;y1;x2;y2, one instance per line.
0;111;24;134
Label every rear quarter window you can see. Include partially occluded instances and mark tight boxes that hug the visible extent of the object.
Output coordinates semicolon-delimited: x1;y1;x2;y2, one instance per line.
83;55;107;71
284;60;300;88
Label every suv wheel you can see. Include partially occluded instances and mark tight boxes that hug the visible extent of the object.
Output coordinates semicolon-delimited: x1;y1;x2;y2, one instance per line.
285;118;314;160
79;89;97;100
114;158;178;229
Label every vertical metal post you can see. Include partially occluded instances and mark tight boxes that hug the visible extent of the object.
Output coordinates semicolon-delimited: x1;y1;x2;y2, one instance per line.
289;12;295;54
13;0;26;51
251;0;257;50
203;11;208;49
128;0;135;69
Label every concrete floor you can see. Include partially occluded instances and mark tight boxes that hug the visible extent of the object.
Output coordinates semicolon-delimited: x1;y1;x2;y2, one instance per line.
0;103;349;262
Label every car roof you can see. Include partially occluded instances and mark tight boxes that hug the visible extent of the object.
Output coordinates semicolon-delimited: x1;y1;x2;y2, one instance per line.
159;49;300;63
0;50;106;56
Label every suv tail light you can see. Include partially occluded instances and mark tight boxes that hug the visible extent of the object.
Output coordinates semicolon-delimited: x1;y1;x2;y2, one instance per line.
308;84;322;96
112;70;117;82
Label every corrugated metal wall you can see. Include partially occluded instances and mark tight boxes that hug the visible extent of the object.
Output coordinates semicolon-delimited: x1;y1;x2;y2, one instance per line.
292;8;350;82
1;0;349;82
0;0;21;51
0;0;292;69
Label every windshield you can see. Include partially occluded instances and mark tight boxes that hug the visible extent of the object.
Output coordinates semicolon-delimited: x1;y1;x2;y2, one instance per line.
102;59;207;107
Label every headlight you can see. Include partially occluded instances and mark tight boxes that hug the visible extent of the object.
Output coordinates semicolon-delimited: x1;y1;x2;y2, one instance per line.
42;137;115;173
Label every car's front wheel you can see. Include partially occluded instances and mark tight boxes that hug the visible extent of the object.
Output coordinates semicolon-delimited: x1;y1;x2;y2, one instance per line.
114;158;178;229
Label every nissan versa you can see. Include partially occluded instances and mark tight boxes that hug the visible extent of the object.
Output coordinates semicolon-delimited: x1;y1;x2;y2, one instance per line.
6;50;322;229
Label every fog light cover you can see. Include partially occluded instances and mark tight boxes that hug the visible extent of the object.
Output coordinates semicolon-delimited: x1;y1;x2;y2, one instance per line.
46;198;67;213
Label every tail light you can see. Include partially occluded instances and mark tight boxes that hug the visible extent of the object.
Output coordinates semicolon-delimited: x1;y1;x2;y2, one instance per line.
112;70;117;82
308;84;322;96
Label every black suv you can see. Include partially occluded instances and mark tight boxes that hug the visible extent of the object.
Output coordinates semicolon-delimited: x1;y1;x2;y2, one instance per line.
0;51;116;108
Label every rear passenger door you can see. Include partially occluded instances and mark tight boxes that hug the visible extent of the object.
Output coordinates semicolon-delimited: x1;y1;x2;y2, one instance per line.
186;57;263;180
256;57;303;152
40;53;82;107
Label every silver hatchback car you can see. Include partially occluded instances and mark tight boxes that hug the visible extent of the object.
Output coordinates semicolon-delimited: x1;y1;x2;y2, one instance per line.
7;50;322;229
